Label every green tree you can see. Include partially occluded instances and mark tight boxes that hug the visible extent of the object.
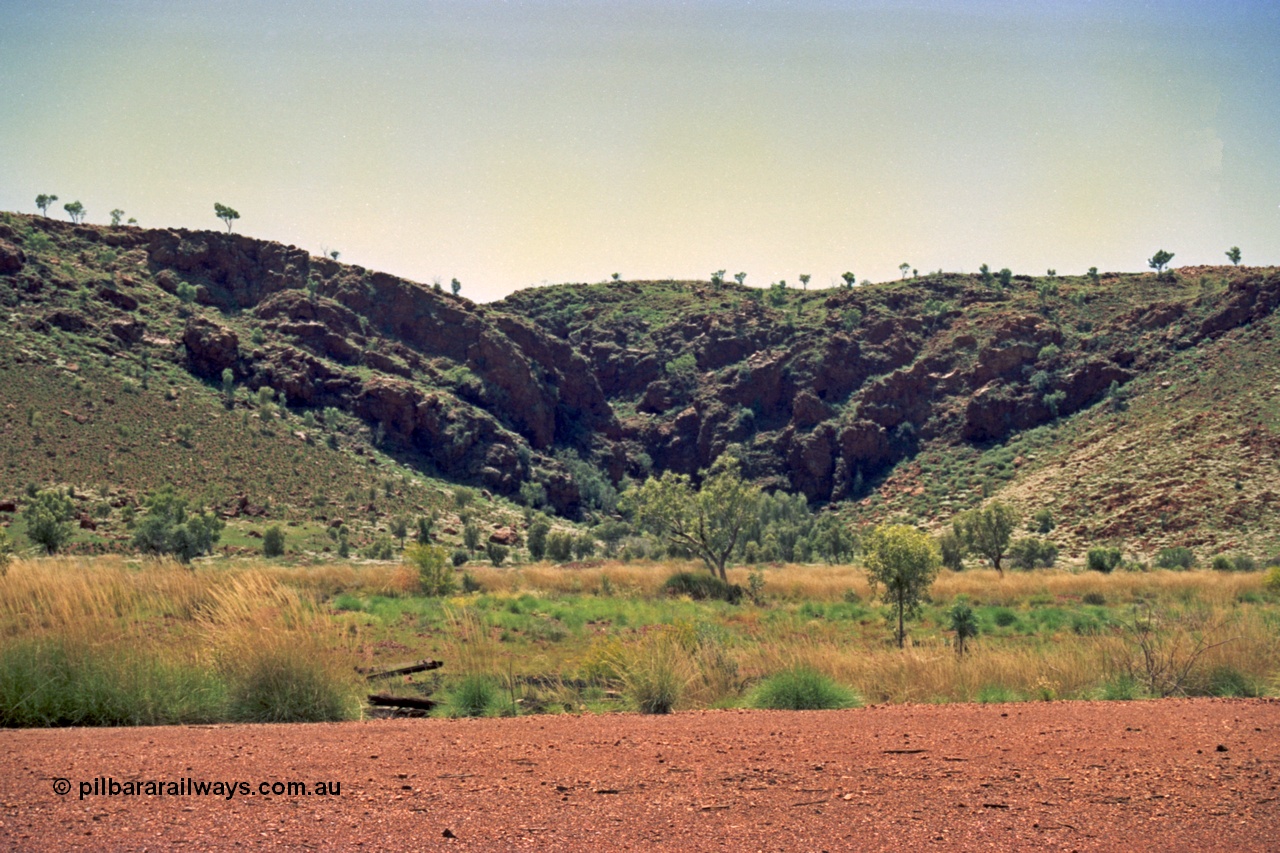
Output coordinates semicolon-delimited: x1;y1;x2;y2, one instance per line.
63;201;86;224
956;502;1018;577
405;543;456;596
131;487;224;563
898;262;910;280
110;209;125;226
1148;249;1174;276
463;521;480;553
221;368;235;408
527;517;551;561
35;194;58;217
632;455;762;580
1226;246;1241;266
799;273;811;291
938;527;965;571
1031;508;1055;534
389;515;408;547
415;515;435;545
840;271;856;289
948;600;979;656
23;490;75;554
450;278;461;296
214;202;240;232
998;268;1013;288
710;270;725;289
572;533;596;560
546;531;573;562
734;272;747;286
262;525;286;558
863;524;941;648
519;481;547;508
1087;266;1100;283
485;541;508;567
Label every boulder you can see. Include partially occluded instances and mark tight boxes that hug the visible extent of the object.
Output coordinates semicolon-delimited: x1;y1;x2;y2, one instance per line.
488;526;519;546
109;317;146;345
182;318;240;378
0;240;26;275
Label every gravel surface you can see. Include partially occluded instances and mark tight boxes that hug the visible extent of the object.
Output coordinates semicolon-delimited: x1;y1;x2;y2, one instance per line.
2;698;1277;850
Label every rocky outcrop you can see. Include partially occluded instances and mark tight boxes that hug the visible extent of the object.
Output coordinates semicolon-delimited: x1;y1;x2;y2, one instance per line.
109;317;146;345
0;240;25;275
146;229;311;307
182;318;240;378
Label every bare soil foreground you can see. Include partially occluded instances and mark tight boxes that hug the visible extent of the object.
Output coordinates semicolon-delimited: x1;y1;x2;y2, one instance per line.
2;698;1277;851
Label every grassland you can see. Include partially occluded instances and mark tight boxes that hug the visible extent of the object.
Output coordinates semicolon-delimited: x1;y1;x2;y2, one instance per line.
2;555;1275;727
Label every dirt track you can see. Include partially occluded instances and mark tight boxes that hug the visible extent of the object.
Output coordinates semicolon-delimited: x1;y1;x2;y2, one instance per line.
2;698;1277;851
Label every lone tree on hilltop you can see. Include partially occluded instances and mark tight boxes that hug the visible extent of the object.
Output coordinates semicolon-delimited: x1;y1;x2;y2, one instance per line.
734;272;747;286
450;278;461;296
110;209;125;226
1226;246;1242;266
214;202;240;232
710;270;725;289
863;524;940;649
1148;249;1174;277
841;271;856;288
956;501;1019;577
899;262;910;280
63;201;86;224
35;194;58;217
799;273;811;291
632;454;761;581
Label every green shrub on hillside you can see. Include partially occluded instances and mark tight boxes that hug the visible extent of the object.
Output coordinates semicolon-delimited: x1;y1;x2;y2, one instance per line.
1008;537;1058;570
527;518;551;560
22;490;75;554
262;525;285;558
546;531;573;563
1087;547;1122;573
131;488;223;563
1155;547;1195;570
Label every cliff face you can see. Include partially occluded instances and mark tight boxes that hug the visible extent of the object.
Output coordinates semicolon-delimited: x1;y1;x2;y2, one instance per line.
4;210;1279;533
500;270;1280;506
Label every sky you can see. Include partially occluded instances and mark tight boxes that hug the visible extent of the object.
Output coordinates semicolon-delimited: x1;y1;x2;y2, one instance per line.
1;0;1277;302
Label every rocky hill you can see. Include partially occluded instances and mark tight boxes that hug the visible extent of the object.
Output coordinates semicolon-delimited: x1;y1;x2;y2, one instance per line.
2;211;1278;560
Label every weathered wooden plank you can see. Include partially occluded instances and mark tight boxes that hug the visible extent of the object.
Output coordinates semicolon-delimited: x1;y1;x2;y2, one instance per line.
358;659;445;680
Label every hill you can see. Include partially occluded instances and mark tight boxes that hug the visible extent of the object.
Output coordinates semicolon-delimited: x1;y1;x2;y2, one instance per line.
1;211;1277;562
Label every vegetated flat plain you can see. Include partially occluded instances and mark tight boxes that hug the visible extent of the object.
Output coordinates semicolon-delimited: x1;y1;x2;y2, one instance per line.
3;698;1277;850
2;557;1276;730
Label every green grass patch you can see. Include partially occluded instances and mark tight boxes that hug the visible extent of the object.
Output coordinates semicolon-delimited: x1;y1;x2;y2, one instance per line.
748;667;860;711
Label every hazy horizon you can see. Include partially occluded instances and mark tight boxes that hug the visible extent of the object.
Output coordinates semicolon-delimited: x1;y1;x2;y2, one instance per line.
2;0;1277;302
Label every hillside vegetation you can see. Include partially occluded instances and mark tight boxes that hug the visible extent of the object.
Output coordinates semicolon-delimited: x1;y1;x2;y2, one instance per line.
1;211;1278;564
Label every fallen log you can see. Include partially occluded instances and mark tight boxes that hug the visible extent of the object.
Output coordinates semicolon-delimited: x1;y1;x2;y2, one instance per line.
367;693;439;711
357;659;444;680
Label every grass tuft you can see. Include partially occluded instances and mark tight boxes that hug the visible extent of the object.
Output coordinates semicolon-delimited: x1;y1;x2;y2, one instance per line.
748;667;860;711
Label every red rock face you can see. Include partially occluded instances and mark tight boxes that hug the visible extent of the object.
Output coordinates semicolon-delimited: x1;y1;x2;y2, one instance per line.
182;318;240;379
0;240;27;274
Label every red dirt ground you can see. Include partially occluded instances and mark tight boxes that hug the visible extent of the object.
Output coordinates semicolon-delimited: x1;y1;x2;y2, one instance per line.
2;698;1277;851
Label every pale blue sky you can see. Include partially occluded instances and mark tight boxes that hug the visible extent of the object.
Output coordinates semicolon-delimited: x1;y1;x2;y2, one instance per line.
2;1;1276;301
